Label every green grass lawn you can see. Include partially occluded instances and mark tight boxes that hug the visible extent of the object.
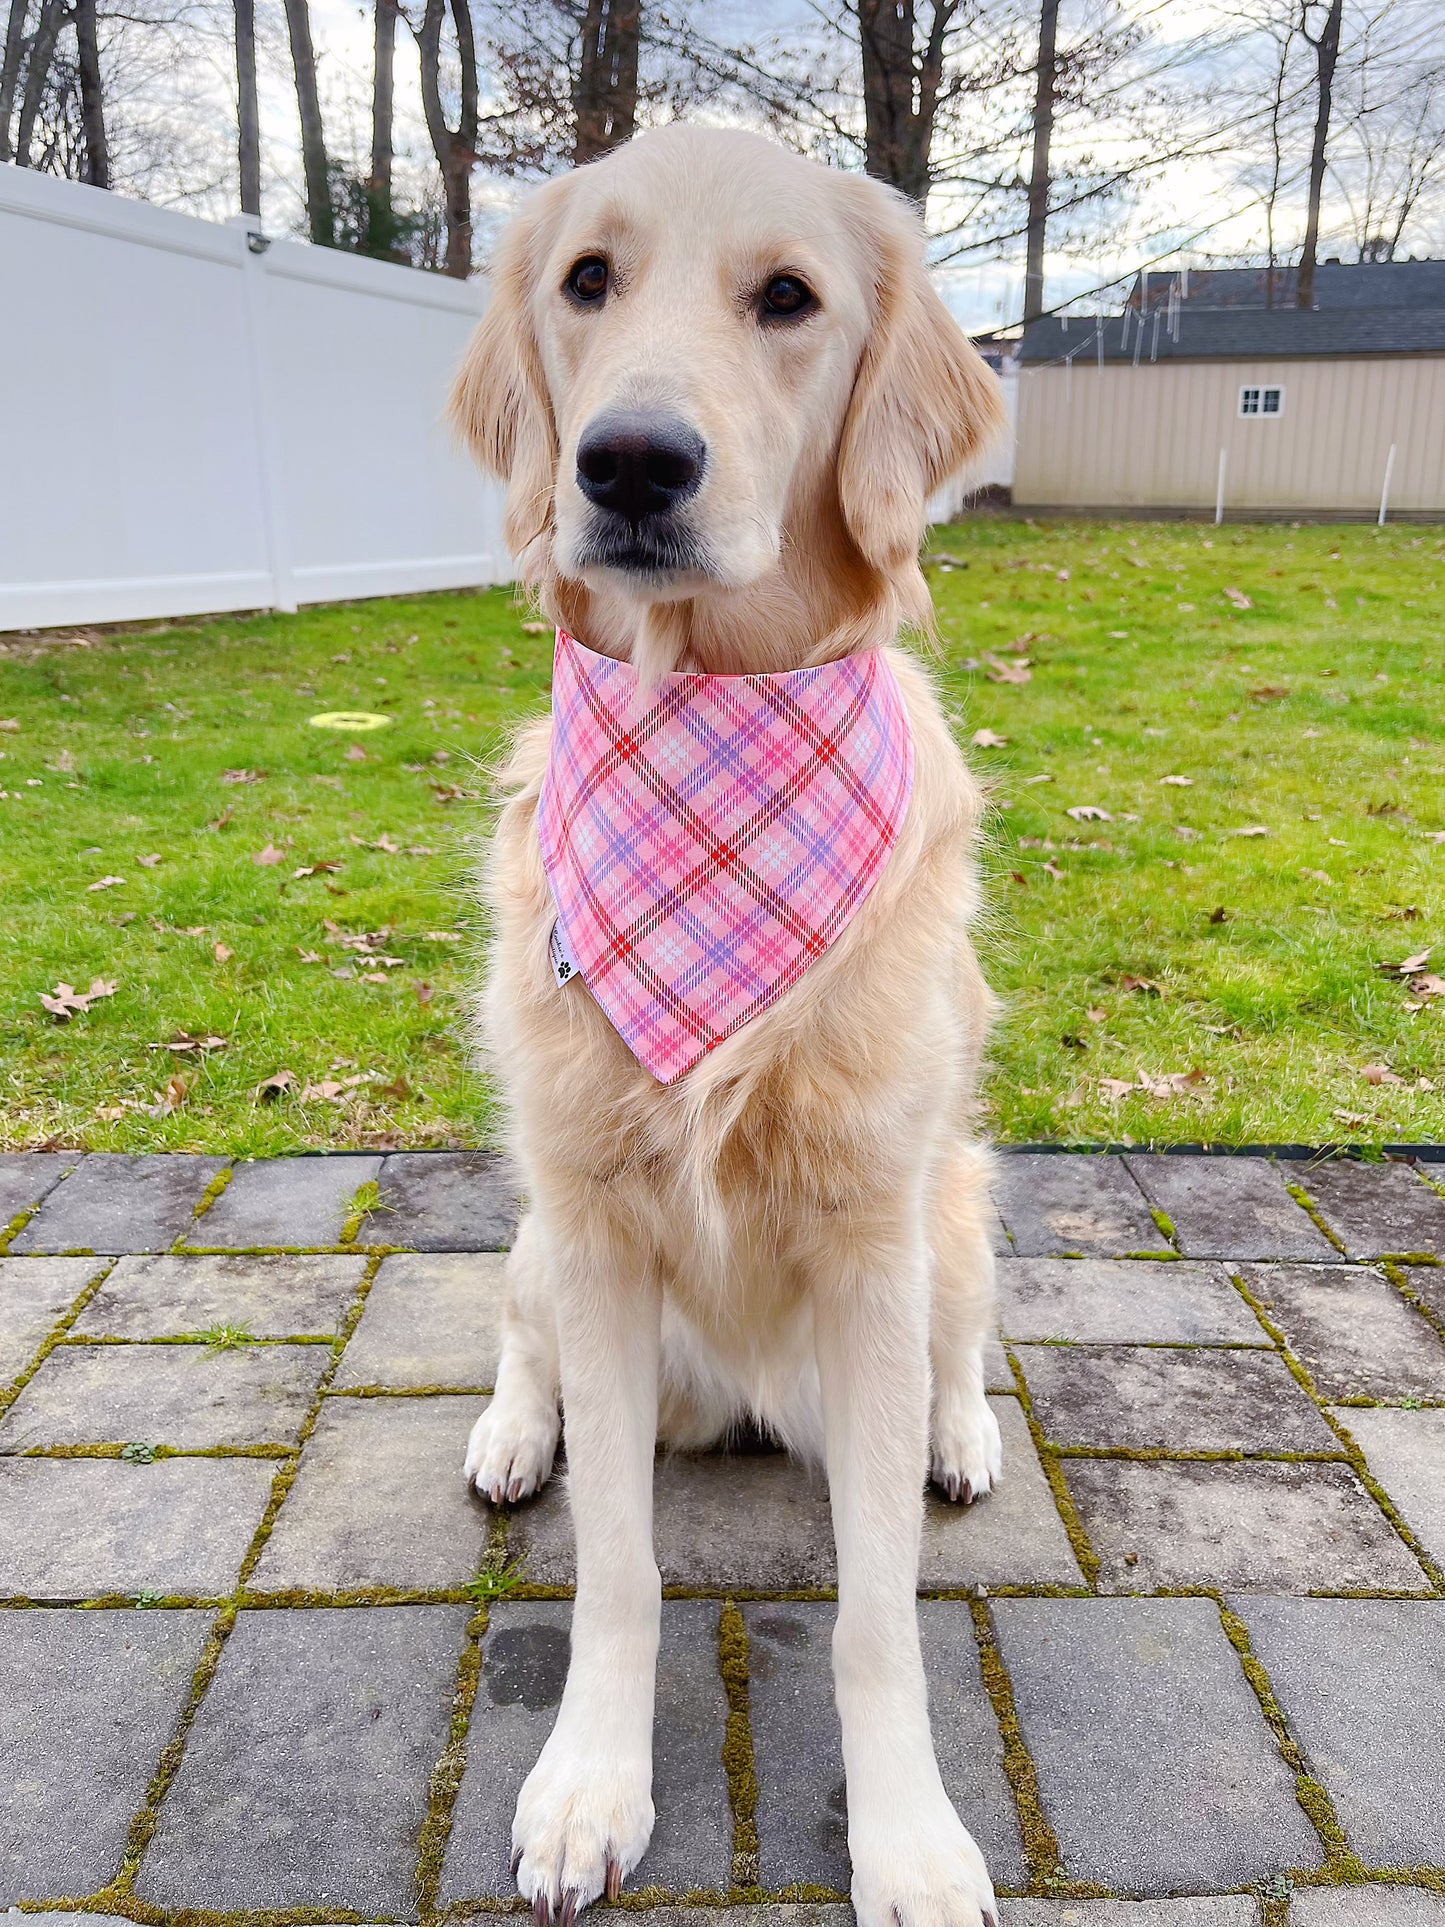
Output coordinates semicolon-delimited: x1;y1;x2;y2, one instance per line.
2;518;1442;1154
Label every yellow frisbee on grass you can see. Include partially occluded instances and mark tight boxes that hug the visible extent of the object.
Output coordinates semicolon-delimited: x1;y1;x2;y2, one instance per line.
308;711;392;731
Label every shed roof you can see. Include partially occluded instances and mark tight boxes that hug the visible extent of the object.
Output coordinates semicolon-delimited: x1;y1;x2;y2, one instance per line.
1017;307;1445;364
1126;259;1445;312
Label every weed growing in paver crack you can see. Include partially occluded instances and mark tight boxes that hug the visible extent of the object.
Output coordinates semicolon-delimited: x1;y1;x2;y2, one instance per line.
184;1322;260;1352
120;1442;159;1462
465;1555;528;1603
341;1177;393;1243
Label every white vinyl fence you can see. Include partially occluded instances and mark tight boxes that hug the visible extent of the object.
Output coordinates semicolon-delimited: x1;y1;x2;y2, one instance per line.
0;166;508;631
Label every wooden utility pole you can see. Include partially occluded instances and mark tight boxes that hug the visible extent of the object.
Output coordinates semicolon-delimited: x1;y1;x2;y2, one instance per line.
1023;0;1059;323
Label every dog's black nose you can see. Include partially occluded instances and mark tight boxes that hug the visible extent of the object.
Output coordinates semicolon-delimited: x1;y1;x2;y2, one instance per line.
576;412;706;524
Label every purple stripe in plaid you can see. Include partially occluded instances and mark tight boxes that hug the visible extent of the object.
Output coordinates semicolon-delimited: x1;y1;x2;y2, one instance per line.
537;629;914;1083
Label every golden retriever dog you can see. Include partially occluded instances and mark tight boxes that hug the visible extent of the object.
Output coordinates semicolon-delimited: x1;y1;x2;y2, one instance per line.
451;124;1007;1927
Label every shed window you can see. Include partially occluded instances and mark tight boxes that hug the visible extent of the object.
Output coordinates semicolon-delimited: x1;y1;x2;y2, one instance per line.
1240;385;1285;418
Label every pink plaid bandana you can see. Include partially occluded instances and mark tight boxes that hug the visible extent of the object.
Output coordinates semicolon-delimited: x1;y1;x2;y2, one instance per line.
537;629;914;1083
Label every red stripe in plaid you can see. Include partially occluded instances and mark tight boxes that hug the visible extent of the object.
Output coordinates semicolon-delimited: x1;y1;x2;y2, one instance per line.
538;630;914;1084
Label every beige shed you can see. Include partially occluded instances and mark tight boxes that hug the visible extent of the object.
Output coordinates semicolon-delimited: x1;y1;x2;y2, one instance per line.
1012;303;1445;520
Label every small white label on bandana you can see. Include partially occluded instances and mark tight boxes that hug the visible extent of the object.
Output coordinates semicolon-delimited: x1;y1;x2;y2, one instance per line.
549;919;579;987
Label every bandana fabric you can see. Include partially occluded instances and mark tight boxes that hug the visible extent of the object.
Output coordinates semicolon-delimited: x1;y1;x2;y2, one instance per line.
537;629;914;1084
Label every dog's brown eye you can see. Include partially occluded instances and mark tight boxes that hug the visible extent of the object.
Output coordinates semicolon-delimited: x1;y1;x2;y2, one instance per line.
567;256;609;303
761;274;815;319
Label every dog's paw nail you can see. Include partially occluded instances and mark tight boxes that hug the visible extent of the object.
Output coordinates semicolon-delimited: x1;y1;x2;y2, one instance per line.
533;1892;551;1927
508;1476;525;1503
945;1474;960;1502
559;1890;579;1927
511;1846;524;1880
606;1858;623;1902
960;1477;974;1505
983;1912;998;1927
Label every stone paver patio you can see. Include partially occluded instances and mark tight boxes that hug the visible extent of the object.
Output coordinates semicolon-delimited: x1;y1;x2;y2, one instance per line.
2;1146;1445;1924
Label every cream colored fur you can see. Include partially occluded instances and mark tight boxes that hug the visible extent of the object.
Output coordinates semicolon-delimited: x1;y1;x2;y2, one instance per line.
451;124;1007;1927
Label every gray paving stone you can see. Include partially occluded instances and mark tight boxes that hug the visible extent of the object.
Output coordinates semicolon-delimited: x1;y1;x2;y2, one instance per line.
1402;1263;1445;1327
1238;1598;1445;1867
1064;1458;1427;1593
0;1607;211;1902
0;1256;104;1384
992;1155;1161;1258
8;1153;228;1255
745;1600;1026;1894
137;1603;468;1912
1019;1344;1337;1452
440;1599;733;1901
1002;1905;1260;1926
336;1253;506;1388
1240;1264;1445;1402
1336;1405;1445;1566
0;1454;273;1597
984;1334;1013;1390
1291;1890;1445;1925
0;1342;329;1450
920;1396;1084;1588
993;1597;1322;1893
73;1253;366;1339
251;1393;490;1591
624;1912;851;1927
998;1258;1265;1345
0;1152;83;1230
1299;1159;1445;1260
192;1155;381;1249
2;1915;145;1926
376;1151;522;1251
1122;1155;1335;1262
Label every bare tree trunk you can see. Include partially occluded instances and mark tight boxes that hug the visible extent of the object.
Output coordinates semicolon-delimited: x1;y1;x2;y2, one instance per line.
367;0;397;252
1022;0;1059;323
856;0;949;206
14;0;64;165
572;0;639;164
418;0;478;277
236;0;261;216
72;0;108;184
0;0;29;164
282;0;334;246
1298;0;1343;309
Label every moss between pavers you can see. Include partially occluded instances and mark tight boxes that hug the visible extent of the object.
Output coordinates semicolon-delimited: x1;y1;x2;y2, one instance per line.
1284;1181;1349;1256
1382;1258;1445;1349
717;1599;760;1892
969;1597;1075;1893
187;1167;234;1225
1003;1344;1102;1588
414;1603;490;1916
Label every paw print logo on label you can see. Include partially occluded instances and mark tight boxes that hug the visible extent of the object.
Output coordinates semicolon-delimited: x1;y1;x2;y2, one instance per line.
549;921;579;988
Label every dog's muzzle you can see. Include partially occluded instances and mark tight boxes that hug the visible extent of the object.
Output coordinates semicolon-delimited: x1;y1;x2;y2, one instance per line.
573;409;713;578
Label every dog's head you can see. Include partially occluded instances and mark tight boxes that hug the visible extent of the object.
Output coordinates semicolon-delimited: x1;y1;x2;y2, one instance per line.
452;125;1005;656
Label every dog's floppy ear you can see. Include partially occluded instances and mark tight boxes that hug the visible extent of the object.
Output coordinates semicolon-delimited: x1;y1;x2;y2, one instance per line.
837;182;1007;575
449;181;567;566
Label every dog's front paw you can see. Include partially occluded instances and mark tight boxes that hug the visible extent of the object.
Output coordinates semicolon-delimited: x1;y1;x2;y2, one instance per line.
931;1385;1002;1505
851;1794;998;1927
512;1733;654;1922
464;1399;560;1505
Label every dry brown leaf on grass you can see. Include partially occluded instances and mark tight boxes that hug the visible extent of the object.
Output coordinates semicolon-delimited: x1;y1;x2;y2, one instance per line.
1042;859;1064;881
1360;1063;1406;1086
1100;1069;1208;1103
360;970;390;984
293;860;343;879
205;807;234;833
344;744;368;763
86;875;126;892
407;845;436;858
1010;870;1028;886
256;1069;296;1101
40;977;117;1021
971;729;1009;748
0;719;19;732
424;931;462;943
158;1073;189;1114
1067;805;1112;822
252;842;286;867
1086;1006;1107;1023
1224;587;1253;610
221;768;265;785
984;655;1032;685
1379;948;1432;977
1249;685;1289;703
213;942;233;963
136;853;163;868
1334;1109;1372;1129
415;981;435;1006
149;1032;227;1053
1233;825;1271;838
1406;974;1445;1003
520;620;550;635
1160;775;1193;787
1119;975;1162;995
1024;773;1054;786
296;949;323;964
